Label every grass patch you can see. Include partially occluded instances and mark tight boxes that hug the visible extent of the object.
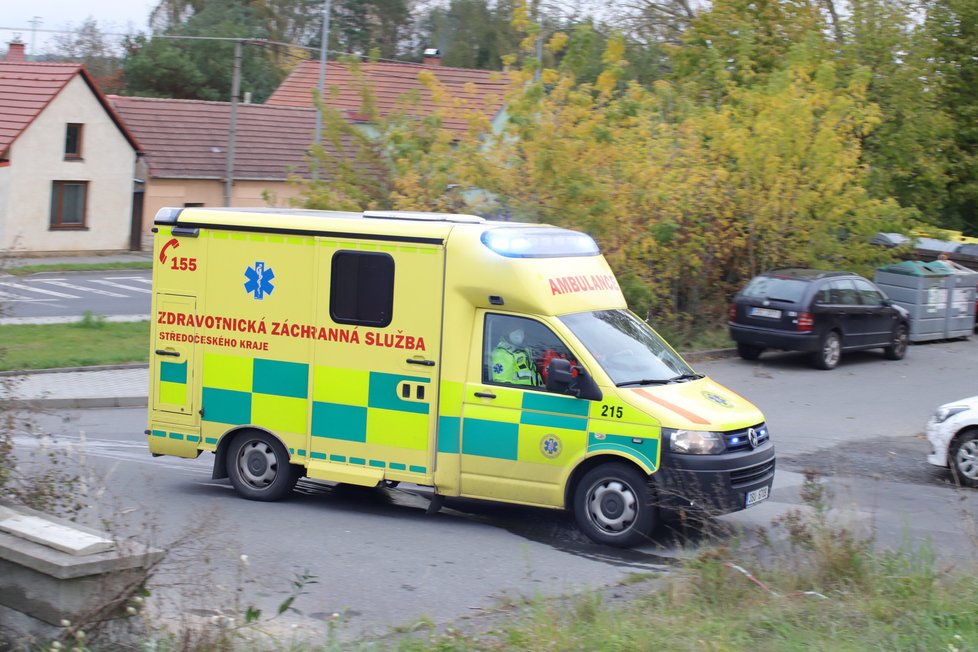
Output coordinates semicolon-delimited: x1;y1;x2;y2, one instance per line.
5;261;152;276
661;323;734;352
396;473;978;652
0;320;149;371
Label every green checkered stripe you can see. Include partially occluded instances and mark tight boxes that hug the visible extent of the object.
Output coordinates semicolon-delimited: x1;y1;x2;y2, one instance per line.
461;391;589;460
158;359;188;406
201;353;430;473
587;432;659;470
150;429;201;443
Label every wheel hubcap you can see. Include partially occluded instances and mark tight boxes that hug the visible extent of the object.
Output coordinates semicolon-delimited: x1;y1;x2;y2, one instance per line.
824;337;840;366
237;440;278;489
956;440;978;481
587;479;637;534
894;329;907;354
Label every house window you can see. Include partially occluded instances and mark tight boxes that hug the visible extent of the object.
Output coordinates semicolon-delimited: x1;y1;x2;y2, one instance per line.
184;202;204;208
65;124;83;159
50;181;88;228
329;251;394;327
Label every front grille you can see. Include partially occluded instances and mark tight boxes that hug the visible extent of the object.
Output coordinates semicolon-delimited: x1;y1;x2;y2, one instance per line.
731;459;776;487
724;423;769;452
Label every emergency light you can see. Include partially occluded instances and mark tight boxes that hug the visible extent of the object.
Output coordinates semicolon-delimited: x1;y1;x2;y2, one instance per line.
481;227;600;258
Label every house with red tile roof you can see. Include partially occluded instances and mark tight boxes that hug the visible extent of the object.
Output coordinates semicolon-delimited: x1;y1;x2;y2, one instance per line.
266;52;508;137
0;40;142;254
109;96;374;233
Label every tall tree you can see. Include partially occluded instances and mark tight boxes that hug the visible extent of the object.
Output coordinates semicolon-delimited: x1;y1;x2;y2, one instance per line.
382;30;911;330
45;18;126;94
415;0;522;68
923;0;978;234
839;0;948;225
124;0;285;101
670;0;829;101
331;0;412;59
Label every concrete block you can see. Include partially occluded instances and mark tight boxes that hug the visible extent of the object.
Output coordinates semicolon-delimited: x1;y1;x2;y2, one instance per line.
0;502;163;645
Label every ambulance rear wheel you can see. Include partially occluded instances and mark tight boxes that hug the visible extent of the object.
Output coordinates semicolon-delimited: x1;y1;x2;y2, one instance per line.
227;431;299;501
573;463;656;547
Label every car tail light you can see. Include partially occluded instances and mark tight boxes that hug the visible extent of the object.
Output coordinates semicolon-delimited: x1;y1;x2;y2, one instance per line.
797;312;814;331
728;304;737;321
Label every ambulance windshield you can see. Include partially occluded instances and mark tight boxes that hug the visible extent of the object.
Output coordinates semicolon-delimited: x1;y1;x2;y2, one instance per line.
560;310;698;387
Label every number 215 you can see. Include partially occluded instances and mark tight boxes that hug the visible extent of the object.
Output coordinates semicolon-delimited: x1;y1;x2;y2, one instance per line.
601;405;623;419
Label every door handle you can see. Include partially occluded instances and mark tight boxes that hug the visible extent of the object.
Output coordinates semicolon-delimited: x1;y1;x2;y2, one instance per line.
155;349;180;357
406;359;435;366
474;391;497;399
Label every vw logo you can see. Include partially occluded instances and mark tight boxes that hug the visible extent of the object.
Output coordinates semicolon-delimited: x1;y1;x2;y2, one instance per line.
747;427;759;449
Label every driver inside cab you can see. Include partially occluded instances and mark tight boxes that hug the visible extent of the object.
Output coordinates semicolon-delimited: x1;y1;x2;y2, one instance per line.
491;328;543;386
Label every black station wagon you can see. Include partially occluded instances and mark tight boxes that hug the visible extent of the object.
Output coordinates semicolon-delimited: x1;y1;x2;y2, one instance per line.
728;268;910;370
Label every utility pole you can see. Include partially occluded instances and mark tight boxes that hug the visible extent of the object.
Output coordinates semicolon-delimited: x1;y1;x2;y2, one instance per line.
224;39;242;207
533;0;542;81
311;0;333;181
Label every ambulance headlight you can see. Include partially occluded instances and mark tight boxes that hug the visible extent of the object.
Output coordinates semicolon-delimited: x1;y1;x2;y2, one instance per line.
666;429;725;455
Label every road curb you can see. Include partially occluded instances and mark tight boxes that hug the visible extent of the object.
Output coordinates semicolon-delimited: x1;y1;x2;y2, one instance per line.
0;363;149;378
0;396;148;410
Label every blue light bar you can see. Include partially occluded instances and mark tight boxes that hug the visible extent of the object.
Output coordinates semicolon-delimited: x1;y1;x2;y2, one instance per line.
481;227;600;258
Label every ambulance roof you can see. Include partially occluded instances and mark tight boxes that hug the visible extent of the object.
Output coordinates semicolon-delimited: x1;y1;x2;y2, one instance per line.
155;207;601;258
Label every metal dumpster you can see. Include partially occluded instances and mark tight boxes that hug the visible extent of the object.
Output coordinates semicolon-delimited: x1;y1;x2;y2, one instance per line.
875;260;977;342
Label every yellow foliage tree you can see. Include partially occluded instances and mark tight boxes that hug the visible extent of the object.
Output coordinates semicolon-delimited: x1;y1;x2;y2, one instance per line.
381;31;911;334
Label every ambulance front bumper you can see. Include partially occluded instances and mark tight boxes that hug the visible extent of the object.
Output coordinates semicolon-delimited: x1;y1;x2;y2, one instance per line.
654;441;776;515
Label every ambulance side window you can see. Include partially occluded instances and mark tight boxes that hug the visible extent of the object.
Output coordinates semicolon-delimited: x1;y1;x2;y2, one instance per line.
330;251;394;327
483;314;576;391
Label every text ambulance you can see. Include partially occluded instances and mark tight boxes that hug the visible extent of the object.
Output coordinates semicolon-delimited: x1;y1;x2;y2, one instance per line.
147;207;774;547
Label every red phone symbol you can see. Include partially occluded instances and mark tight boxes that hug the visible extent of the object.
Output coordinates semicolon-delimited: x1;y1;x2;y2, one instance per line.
159;238;179;264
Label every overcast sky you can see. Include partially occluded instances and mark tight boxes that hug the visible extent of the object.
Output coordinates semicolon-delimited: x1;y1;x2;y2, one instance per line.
0;1;157;55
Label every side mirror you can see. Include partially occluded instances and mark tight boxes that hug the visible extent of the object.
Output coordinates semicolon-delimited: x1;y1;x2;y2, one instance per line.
545;358;575;392
545;358;603;402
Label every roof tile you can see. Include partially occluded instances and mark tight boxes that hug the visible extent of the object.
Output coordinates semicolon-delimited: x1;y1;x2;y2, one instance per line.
109;95;373;181
266;60;506;135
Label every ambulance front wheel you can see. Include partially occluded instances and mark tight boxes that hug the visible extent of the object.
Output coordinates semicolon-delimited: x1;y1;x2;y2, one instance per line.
573;463;657;547
227;431;300;501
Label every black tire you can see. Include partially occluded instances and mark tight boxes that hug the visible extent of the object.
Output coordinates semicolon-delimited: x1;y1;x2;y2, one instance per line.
226;431;300;501
811;330;841;370
573;463;657;547
884;323;909;360
949;429;978;489
737;343;764;360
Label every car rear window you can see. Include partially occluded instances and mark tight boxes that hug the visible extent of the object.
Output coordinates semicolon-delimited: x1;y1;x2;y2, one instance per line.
741;276;809;302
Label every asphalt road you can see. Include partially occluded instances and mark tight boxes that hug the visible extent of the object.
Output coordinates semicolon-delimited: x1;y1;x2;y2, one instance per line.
10;336;978;643
0;270;151;319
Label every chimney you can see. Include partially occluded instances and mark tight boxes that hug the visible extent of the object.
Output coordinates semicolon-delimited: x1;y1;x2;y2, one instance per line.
423;47;442;67
6;39;26;62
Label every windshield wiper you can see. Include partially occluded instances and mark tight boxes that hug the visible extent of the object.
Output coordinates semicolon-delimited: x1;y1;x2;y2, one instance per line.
615;378;672;387
667;373;705;383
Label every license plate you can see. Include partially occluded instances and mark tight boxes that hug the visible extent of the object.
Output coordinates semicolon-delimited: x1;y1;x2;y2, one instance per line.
750;307;781;319
745;486;770;507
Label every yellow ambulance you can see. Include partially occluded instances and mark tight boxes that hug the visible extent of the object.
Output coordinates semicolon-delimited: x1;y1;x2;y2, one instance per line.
147;207;775;547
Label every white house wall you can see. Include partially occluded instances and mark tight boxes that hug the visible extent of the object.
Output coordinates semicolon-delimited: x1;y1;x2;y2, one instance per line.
3;75;135;253
0;165;9;250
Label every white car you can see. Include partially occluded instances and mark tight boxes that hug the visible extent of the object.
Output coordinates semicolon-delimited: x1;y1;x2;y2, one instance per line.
926;395;978;487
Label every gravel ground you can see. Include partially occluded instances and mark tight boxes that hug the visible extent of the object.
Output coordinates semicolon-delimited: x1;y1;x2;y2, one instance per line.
778;432;955;486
